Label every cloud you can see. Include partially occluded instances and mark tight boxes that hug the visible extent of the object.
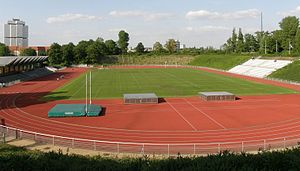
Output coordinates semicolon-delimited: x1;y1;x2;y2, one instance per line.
109;10;173;21
185;26;258;34
186;9;260;20
278;6;300;16
186;26;231;32
47;13;102;23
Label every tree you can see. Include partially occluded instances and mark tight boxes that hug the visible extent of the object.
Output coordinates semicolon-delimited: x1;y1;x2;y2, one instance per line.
48;43;62;65
295;28;300;54
0;43;10;56
231;28;237;52
244;34;259;52
96;37;104;42
74;40;91;64
279;16;299;50
265;33;277;53
222;28;238;53
86;40;107;64
257;32;277;54
236;28;244;53
38;50;47;56
117;30;129;54
20;48;37;56
223;38;234;53
165;39;177;53
258;32;267;54
105;40;120;55
61;43;75;66
273;30;284;53
135;42;145;54
153;42;163;53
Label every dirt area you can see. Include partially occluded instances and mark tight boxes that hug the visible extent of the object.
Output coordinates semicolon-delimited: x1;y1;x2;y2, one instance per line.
5;138;176;159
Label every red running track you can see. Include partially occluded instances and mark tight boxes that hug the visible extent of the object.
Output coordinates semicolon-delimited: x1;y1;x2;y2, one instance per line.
2;66;300;154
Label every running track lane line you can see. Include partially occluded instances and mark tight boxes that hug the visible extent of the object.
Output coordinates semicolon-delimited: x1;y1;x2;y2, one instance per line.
166;101;198;131
184;98;227;129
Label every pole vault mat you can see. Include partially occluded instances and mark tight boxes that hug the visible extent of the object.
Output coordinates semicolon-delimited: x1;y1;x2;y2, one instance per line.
48;104;102;118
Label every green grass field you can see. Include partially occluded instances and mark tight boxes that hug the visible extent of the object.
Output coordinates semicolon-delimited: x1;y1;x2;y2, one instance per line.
44;68;298;100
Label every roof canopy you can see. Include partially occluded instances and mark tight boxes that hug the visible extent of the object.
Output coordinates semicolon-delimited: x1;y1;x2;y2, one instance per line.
0;56;48;67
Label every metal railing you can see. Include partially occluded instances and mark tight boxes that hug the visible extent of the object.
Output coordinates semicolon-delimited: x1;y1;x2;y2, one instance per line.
1;125;300;155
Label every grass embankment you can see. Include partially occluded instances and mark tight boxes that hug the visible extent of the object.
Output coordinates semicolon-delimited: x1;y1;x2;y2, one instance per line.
189;54;251;70
1;144;300;170
116;54;194;65
268;60;300;83
44;68;297;100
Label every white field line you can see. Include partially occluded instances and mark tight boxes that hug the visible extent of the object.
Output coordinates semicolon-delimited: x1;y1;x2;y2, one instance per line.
166;101;197;131
130;72;142;90
184;98;226;129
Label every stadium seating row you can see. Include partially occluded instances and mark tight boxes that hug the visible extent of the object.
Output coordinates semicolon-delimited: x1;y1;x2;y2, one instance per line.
228;59;292;78
0;68;54;87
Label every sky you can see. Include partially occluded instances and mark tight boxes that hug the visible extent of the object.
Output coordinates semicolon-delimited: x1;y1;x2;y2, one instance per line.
0;0;300;48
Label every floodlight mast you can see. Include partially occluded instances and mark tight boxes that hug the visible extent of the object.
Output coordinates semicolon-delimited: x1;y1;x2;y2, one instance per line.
260;12;263;33
276;40;278;53
86;74;88;114
288;40;294;55
90;71;92;104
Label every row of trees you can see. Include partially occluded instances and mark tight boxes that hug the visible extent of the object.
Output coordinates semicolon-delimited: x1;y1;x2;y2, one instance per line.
132;39;179;55
48;30;130;65
223;16;300;55
19;48;37;56
48;30;184;65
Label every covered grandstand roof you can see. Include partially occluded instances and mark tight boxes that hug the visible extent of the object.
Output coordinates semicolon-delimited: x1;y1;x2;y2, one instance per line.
0;56;48;66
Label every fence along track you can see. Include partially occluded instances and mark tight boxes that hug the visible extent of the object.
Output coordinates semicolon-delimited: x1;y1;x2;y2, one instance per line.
1;125;300;155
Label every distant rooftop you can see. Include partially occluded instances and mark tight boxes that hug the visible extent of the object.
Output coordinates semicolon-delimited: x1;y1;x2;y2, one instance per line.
0;56;48;67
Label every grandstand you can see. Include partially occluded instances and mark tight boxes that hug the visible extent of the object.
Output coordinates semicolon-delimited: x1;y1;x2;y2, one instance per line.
0;56;50;87
229;59;292;78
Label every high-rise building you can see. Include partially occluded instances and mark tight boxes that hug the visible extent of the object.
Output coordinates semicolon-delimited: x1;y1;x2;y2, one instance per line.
4;19;28;47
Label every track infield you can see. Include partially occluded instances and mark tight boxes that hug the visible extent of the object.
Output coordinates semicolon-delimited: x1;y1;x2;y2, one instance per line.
44;68;298;100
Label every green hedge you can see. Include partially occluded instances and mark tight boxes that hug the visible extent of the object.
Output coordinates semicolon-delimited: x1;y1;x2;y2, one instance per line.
2;144;300;170
115;54;194;65
189;54;251;70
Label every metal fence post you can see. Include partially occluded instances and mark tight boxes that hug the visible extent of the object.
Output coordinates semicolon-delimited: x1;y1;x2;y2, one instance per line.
15;129;18;139
168;144;170;157
117;143;120;154
218;144;221;153
264;140;266;150
142;144;145;155
72;138;74;148
284;138;286;149
93;141;96;151
193;144;196;155
241;141;244;152
52;136;55;146
2;132;5;143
